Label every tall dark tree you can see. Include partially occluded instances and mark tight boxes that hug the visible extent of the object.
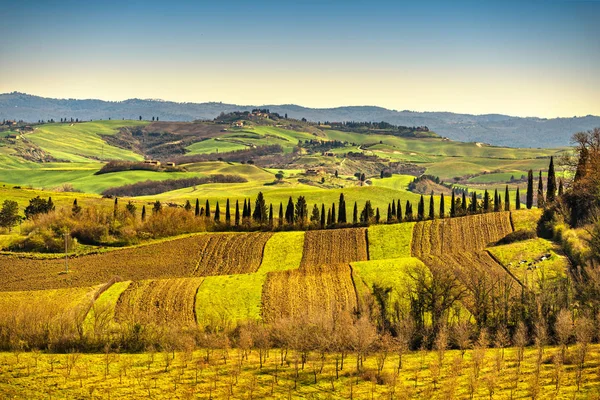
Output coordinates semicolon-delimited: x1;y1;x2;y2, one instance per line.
205;200;211;218
494;189;500;212
405;200;413;221
450;190;456;217
253;192;268;223
397;200;402;221
546;156;557;203
327;208;332;225
141;205;146;221
285;197;295;224
461;192;467;215
537;170;545;208
269;203;274;227
471;192;478;213
278;202;284;226
113;197;119;219
439;193;445;218
375;207;380;223
558;179;564;196
360;200;375;223
504;185;510;211
387;204;392;222
320;204;326;228
338;193;347;223
391;201;396;218
225;199;231;224
214;201;220;222
295;196;308;225
195;199;200;216
353;201;358;224
235;200;241;226
331;203;336;225
247;199;251;219
483;190;491;212
417;195;425;221
242;199;248;219
429;194;435;220
515;188;521;210
310;204;320;225
526;169;534;209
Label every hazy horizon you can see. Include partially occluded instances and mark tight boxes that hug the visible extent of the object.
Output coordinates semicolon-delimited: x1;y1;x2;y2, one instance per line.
1;0;599;118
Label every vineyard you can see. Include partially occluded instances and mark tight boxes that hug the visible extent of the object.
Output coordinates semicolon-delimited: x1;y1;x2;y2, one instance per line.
114;278;204;325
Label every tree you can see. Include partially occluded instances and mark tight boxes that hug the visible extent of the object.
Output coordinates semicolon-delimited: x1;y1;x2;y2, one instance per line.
141;205;146;221
125;201;136;217
331;203;336;225
429;194;435;220
417;195;425;221
353;201;358;224
461;192;467;215
295;196;308;225
72;199;82;216
195;199;200;216
405;201;413;221
526;170;534;209
338;193;347;223
113;197;119;219
225;199;231;224
269;203;273;227
397;200;402;221
24;196;53;219
285;197;295;224
247;199;251;218
439;193;445;218
387;204;392;223
278;202;283;226
546;156;557;203
153;200;162;214
214;201;221;222
504;185;510;211
483;190;491;212
0;200;19;231
450;191;456;218
537;170;545;208
310;204;320;224
253;192;268;223
184;200;192;212
471;192;478;214
558;179;564;196
360;201;374;223
235;200;241;226
320;204;326;228
205;200;211;218
375;207;380;223
391;200;396;218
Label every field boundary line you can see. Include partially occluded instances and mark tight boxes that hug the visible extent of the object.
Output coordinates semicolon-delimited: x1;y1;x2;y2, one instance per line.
192;278;205;326
485;249;525;288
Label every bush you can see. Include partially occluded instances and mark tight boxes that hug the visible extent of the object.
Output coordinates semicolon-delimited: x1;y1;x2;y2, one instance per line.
102;175;247;197
495;229;537;245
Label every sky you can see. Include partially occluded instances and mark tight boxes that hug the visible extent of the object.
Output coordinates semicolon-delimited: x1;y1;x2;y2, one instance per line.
1;0;599;118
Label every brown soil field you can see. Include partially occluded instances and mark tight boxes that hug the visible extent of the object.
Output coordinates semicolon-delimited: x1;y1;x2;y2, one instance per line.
261;264;358;323
114;278;203;325
0;232;272;292
300;228;368;269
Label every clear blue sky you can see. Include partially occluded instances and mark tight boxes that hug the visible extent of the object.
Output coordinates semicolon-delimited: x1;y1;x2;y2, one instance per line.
1;0;598;117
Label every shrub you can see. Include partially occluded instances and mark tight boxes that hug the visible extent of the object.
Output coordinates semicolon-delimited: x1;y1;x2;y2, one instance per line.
495;229;537;245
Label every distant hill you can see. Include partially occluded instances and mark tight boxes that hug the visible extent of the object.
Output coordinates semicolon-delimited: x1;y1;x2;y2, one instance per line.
1;92;598;148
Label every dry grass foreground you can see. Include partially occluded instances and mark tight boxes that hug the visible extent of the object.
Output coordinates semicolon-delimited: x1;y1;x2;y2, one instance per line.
0;232;272;291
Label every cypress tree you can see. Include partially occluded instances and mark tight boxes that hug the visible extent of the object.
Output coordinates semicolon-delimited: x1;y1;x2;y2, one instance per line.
242;199;247;218
141;205;146;222
387;204;392;222
494;189;500;212
225;199;231;224
247;199;252;219
327;208;332;225
278;202;283;226
353;202;358;224
429;194;435;220
205;200;211;218
461;192;467;215
450;190;456;218
338;193;347;223
526;169;534;209
397;200;402;221
235;200;240;226
253;192;267;223
184;200;192;212
269;203;274;227
285;197;294;224
214;201;220;222
321;204;326;228
471;192;477;213
391;201;396;218
405;200;413;221
546;156;557;203
516;188;521;210
113;197;118;219
483;190;490;212
195;199;200;216
331;203;336;225
439;193;445;218
375;207;380;223
558;179;564;196
504;185;510;211
417;195;424;221
537;171;545;208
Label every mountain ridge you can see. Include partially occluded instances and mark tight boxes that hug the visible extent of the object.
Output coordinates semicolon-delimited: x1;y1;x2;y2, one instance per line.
2;92;599;148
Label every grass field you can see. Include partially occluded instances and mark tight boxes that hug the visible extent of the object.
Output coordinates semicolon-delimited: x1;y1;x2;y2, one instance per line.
367;223;415;260
1;345;599;399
